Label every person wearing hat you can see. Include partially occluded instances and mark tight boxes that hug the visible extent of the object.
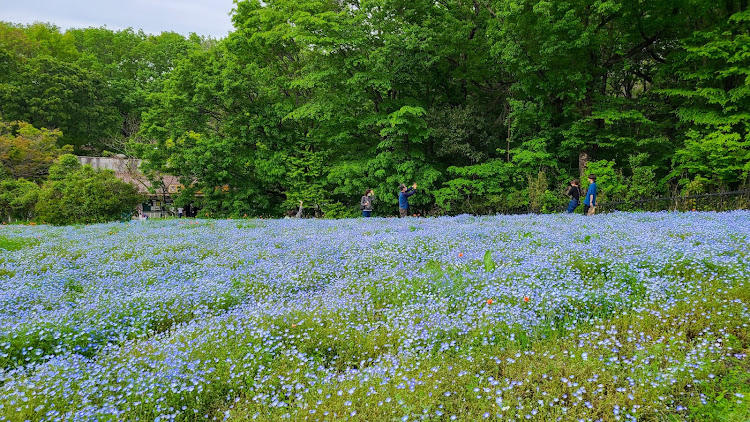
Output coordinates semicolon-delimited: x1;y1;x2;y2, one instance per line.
398;183;418;218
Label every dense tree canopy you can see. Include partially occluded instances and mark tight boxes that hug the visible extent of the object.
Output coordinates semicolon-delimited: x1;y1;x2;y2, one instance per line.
0;22;202;152
0;120;69;181
4;0;749;217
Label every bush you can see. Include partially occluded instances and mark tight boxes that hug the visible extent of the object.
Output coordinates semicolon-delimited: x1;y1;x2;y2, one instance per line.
434;160;528;215
626;153;661;201
584;159;628;203
36;155;144;225
0;178;40;222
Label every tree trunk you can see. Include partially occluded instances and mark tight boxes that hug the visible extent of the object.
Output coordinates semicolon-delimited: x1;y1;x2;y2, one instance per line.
579;151;589;178
505;102;512;162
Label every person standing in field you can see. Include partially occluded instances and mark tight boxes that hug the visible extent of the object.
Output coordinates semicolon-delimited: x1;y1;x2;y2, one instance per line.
361;189;375;217
285;200;304;218
583;175;597;216
565;179;582;213
398;183;417;218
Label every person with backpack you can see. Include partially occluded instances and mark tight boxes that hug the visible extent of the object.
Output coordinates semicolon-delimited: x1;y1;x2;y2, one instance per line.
565;179;582;213
583;174;598;216
360;189;375;217
398;183;417;218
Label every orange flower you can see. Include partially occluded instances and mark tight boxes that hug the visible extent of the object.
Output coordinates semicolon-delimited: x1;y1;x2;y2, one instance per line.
486;299;494;305
458;253;464;257
523;296;530;303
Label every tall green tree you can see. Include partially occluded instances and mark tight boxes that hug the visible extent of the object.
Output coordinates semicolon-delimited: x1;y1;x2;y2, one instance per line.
0;121;69;181
662;7;750;191
137;0;750;216
488;0;709;175
141;1;329;216
12;56;121;150
0;22;200;153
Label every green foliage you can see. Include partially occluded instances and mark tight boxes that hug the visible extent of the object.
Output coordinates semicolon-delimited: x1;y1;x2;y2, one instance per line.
482;250;496;273
626;153;660;201
4;1;749;216
584;160;627;204
137;0;750;216
3;55;120;149
36;155;144;225
434;159;527;214
0;178;40;222
662;9;750;191
0;22;201;153
0;121;70;181
47;153;81;181
527;171;550;213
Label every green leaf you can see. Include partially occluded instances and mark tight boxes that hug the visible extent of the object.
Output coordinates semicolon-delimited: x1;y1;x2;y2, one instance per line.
483;250;496;273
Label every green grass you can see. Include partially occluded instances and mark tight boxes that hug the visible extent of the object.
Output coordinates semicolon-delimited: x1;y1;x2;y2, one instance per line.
0;235;35;251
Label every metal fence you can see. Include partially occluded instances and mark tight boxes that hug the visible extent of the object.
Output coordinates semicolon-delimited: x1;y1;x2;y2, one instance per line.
435;190;750;216
594;190;750;213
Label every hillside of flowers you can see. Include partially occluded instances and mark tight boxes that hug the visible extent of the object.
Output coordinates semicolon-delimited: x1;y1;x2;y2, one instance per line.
0;212;748;421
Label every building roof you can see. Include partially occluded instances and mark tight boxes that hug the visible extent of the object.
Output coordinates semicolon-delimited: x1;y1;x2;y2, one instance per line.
77;156;183;196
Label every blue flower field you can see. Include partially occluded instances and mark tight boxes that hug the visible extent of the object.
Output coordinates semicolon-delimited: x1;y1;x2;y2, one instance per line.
0;212;749;421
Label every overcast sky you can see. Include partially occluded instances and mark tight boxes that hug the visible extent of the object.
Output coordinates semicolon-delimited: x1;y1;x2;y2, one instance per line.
1;0;236;38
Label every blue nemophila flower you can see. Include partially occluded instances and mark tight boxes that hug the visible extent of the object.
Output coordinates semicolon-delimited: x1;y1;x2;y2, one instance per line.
0;212;747;420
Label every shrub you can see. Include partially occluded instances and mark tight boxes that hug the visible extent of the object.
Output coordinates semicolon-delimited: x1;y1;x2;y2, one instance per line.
584;159;628;203
36;154;144;225
0;178;40;222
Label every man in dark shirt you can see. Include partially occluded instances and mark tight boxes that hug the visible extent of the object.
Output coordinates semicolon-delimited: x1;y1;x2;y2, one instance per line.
398;183;417;218
566;179;581;213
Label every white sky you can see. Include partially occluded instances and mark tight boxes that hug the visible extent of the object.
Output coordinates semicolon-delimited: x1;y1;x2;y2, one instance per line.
0;0;237;38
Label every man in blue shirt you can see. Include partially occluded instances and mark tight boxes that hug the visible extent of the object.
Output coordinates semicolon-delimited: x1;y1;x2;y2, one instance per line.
583;174;597;216
398;183;418;218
